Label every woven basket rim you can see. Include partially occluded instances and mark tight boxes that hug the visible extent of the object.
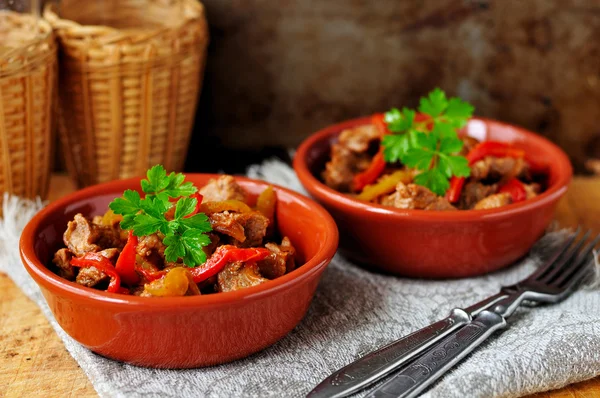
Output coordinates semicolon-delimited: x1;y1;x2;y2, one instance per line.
43;0;204;43
0;12;56;79
0;11;54;59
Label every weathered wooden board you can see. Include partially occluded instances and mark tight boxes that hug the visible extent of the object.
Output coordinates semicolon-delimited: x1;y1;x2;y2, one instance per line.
191;0;600;173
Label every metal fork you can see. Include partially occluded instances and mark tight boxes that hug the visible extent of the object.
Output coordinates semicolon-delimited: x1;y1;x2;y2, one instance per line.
366;228;599;398
308;228;597;398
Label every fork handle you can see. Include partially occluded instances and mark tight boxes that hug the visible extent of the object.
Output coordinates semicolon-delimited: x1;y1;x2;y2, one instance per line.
307;293;508;398
367;310;507;398
307;309;470;398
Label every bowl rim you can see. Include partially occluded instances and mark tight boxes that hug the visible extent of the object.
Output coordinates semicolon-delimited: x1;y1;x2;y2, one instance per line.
20;174;339;308
293;115;573;222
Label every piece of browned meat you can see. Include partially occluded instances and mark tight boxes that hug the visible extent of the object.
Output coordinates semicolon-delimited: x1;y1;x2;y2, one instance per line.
209;212;246;242
338;125;380;153
202;232;221;257
470;156;527;182
64;213;123;257
217;261;269;292
76;266;108;288
322;145;372;192
474;192;513;210
74;248;120;288
199;175;247;202
137;233;166;258
135;233;168;269
209;211;269;247
460;182;498;210
258;236;296;279
460;136;480;155
64;214;102;256
99;248;120;263
52;248;75;280
234;212;270;247
524;183;541;199
381;183;456;211
322;125;379;192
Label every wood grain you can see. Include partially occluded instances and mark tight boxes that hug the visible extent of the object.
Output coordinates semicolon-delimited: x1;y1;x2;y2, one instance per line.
0;174;599;397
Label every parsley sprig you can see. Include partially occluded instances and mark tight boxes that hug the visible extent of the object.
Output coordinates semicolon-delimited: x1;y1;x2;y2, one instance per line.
109;165;212;267
381;88;474;195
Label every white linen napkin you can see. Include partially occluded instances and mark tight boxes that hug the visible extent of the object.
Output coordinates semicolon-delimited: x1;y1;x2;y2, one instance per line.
2;161;600;398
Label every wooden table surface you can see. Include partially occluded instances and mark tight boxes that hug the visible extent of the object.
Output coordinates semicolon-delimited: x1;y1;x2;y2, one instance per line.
1;173;599;397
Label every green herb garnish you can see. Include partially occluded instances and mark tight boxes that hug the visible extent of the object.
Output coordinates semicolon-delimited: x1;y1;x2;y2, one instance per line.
109;165;212;267
381;88;473;195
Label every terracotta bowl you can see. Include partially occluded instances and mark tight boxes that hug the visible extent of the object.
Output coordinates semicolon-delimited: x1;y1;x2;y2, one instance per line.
20;175;338;368
294;116;572;278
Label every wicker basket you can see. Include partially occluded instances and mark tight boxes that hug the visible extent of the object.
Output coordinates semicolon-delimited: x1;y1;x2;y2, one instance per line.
0;11;57;203
44;0;209;187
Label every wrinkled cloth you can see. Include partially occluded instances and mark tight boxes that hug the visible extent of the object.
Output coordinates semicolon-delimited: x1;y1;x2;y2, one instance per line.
2;161;600;398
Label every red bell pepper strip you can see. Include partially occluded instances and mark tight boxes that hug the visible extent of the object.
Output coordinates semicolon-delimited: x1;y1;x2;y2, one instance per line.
138;268;167;283
134;253;167;282
189;192;204;217
188;245;271;283
356;112;438;193
498;178;527;202
70;252;123;293
414;113;433;130
446;141;526;203
115;230;140;286
371;113;390;136
351;114;392;192
352;151;386;192
446;176;466;204
466;141;525;164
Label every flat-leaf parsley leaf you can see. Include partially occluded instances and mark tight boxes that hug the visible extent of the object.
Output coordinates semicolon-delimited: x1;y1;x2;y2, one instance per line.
380;88;474;195
109;165;212;267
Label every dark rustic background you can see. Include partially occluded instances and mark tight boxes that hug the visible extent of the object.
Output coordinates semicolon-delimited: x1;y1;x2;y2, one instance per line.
187;0;600;173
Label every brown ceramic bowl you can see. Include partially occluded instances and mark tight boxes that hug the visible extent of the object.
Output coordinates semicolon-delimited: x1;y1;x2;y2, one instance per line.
294;116;572;278
20;175;338;368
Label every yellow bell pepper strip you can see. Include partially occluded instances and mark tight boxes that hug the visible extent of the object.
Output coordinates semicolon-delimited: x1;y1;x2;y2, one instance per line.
143;267;191;297
115;230;140;286
356;170;413;202
188;245;271;283
256;186;276;225
70;252;126;294
200;200;252;214
101;209;123;226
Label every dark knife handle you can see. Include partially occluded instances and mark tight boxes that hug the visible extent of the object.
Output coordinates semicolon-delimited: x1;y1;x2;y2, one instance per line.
367;310;507;398
307;309;471;398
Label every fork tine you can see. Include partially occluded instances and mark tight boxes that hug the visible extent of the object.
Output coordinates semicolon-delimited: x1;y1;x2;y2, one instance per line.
538;230;592;284
554;233;600;289
528;226;581;282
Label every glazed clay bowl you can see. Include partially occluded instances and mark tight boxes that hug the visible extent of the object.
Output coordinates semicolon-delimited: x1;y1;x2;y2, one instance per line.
20;175;338;368
294;116;572;278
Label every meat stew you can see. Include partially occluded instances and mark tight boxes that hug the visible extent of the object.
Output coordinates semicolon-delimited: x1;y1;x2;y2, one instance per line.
51;172;297;297
322;122;546;211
